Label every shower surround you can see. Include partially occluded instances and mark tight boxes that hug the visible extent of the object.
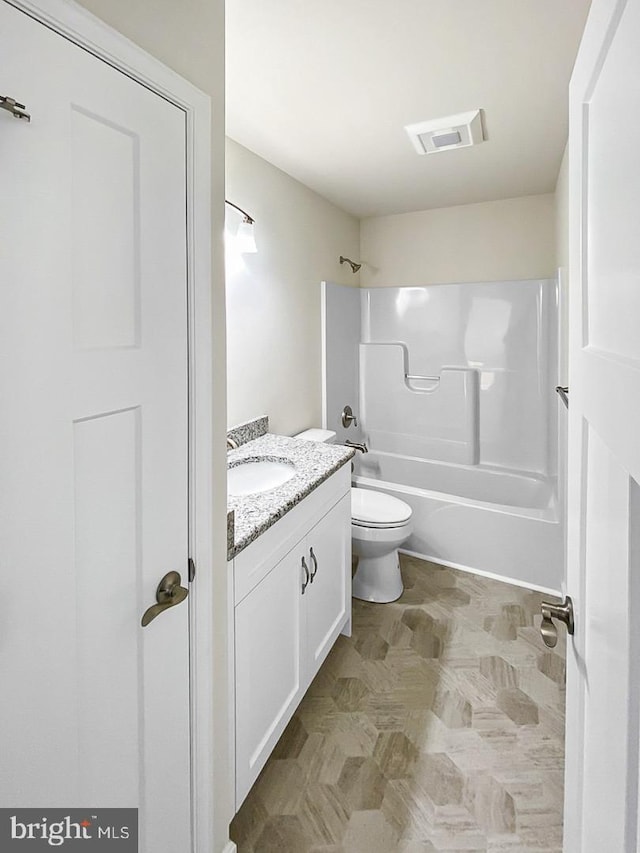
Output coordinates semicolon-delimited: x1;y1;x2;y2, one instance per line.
322;279;563;594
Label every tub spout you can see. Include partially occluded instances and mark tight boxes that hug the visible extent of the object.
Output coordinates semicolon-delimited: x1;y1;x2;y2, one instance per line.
345;440;368;454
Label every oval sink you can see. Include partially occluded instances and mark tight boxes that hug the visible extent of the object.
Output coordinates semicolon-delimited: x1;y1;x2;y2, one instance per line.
228;458;296;496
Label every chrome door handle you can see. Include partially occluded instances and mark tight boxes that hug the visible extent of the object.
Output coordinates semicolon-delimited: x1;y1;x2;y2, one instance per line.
141;570;188;627
540;596;574;648
309;547;318;583
301;557;310;594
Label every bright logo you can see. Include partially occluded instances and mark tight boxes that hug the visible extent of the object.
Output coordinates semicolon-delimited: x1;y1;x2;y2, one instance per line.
1;809;137;850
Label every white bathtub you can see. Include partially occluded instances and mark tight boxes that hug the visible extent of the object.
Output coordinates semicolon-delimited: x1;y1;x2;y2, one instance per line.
353;451;563;595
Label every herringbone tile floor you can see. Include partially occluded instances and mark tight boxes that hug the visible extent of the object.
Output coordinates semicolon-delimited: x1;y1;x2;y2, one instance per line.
230;555;566;852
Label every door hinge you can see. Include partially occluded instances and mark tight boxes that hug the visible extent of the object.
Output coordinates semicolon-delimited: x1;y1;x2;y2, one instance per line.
188;557;196;582
0;94;31;122
555;386;569;409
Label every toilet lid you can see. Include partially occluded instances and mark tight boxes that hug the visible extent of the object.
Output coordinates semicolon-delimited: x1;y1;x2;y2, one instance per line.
351;487;412;527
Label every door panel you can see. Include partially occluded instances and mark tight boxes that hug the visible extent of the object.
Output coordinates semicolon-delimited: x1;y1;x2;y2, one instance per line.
235;547;305;806
0;4;191;850
74;407;143;804
71;106;140;350
585;0;640;363
305;495;351;682
565;0;640;849
579;426;638;849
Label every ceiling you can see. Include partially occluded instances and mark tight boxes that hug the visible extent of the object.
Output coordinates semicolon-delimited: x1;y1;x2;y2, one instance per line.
226;1;591;219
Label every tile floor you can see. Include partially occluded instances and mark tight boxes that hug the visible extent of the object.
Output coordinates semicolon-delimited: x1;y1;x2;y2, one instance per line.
230;554;566;853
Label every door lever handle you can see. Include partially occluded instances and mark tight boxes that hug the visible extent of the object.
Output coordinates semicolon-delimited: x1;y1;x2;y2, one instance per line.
540;596;574;648
141;570;188;627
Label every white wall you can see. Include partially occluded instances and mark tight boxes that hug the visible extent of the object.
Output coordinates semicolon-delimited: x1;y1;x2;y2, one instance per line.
360;193;557;287
226;139;360;436
73;2;230;850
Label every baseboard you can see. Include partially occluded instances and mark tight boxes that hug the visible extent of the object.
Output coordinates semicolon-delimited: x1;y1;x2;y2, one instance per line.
221;841;237;853
398;548;562;598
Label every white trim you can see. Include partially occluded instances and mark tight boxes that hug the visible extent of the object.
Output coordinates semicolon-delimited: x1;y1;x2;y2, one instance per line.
320;281;329;430
399;548;563;598
222;842;238;853
4;0;209;112
227;559;238;816
4;1;217;851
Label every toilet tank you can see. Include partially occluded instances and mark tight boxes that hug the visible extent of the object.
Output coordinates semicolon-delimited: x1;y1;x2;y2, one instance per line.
294;428;336;444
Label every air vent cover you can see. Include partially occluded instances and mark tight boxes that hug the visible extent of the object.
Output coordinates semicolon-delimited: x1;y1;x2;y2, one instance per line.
405;110;484;155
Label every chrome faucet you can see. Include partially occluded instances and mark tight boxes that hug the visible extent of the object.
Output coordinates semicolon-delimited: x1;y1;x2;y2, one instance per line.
345;440;368;454
226;436;239;451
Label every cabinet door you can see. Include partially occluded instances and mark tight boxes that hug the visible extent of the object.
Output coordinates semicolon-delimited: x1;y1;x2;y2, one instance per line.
235;546;307;806
304;493;351;686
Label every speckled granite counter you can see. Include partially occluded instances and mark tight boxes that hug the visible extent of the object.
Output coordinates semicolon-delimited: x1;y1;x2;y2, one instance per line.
227;434;354;560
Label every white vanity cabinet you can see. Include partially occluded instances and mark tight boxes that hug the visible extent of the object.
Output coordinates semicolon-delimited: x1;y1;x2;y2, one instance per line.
230;465;351;808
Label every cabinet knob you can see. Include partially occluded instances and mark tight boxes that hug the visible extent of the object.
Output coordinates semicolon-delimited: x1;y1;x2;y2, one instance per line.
309;547;318;583
301;557;310;594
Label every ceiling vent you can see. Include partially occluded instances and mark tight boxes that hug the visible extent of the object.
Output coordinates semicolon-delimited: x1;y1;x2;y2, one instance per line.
405;109;484;155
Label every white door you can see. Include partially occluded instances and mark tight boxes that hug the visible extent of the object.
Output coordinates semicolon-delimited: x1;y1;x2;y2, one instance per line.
564;0;640;849
0;3;192;850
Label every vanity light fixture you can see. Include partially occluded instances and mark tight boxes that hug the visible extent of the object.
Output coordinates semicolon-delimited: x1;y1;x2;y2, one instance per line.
339;255;361;274
225;199;257;253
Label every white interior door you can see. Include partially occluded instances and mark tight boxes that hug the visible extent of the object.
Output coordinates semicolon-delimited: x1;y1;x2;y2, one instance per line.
564;0;640;849
0;3;192;850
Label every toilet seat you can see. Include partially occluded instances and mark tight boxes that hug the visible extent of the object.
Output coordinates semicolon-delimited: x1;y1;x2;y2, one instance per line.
351;487;412;529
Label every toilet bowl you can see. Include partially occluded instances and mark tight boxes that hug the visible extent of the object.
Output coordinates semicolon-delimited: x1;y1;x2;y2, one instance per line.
293;430;413;603
351;487;413;603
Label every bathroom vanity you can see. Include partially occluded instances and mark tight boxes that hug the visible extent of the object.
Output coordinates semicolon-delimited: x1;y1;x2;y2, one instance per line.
226;425;353;808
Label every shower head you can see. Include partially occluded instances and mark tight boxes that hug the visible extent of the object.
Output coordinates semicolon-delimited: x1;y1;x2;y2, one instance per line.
340;255;361;274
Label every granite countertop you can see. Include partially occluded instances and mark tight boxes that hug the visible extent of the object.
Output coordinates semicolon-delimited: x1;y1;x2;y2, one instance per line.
227;433;354;560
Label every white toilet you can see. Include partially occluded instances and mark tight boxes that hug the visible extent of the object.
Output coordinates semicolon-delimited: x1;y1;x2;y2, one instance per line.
351;487;412;603
295;428;413;603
